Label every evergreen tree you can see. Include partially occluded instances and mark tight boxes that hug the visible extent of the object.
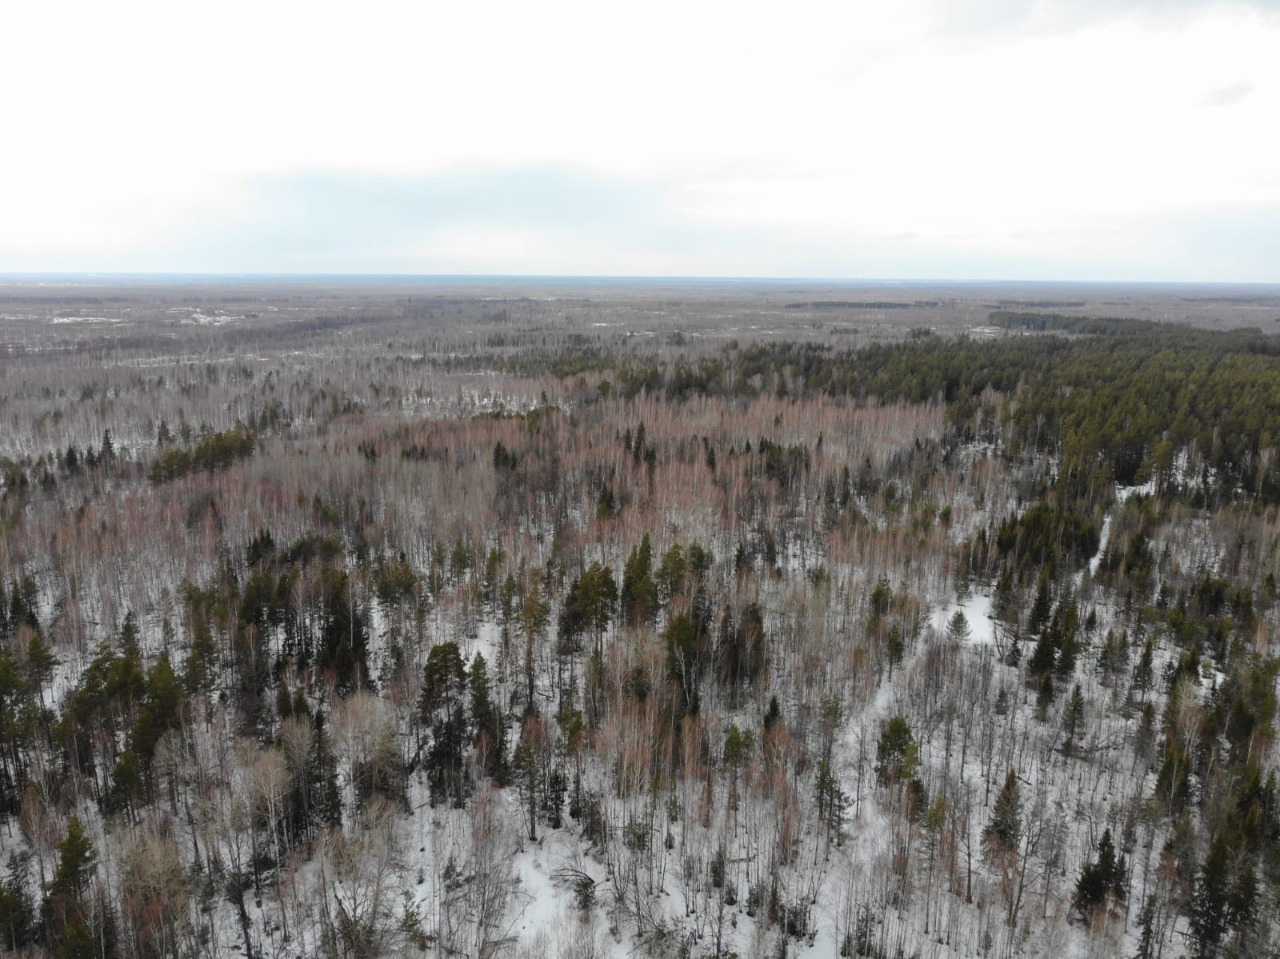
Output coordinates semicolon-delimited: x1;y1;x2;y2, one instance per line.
1226;862;1258;955
815;760;847;844
0;851;33;952
470;652;505;782
1028;573;1053;635
666;612;702;717
1097;630;1129;686
763;695;782;733
309;710;342;832
886;623;905;675
870;577;893;618
655;543;687;604
1131;636;1156;701
512;728;542;842
106;748;143;818
133;650;182;775
1062;683;1085;758
1035;672;1055;717
1054;601;1080;680
316;567;369;695
1188;832;1233;959
276;681;294;723
43;815;101;959
19;631;57;701
945;610;972;644
1133;894;1157;959
875;716;919;786
13;576;40;635
993;567;1017;627
984;769;1022;855
1074;828;1124;919
559;562;617;654
620;535;657;627
716;602;767;693
111;613;146;704
1027;632;1057;679
421;642;470;806
517;581;550;713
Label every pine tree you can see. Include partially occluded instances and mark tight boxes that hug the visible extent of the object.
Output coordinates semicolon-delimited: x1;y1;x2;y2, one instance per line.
984;769;1022;854
886;624;905;676
316;567;369;695
716;602;766;698
1054;600;1080;680
1074;828;1123;919
620;535;657;627
470;652;505;782
560;562;617;654
815;760;847;845
517;582;550;713
44;816;99;957
1188;832;1232;959
1062;683;1085;758
133;651;182;774
1133;894;1157;959
1226;862;1258;954
763;695;781;733
304;710;342;834
1097;630;1129;686
1131;636;1155;701
1035;672;1055;717
0;851;34;952
512;728;542;842
656;544;687;604
993;567;1017;627
1028;573;1052;635
875;717;919;786
107;748;143;818
945;610;972;644
1027;633;1056;679
666;612;701;717
421;642;470;806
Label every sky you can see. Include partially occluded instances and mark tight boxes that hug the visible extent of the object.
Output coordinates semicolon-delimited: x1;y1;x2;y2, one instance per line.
2;0;1279;282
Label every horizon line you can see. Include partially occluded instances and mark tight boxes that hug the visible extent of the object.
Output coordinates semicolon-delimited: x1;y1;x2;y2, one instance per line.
3;271;1280;289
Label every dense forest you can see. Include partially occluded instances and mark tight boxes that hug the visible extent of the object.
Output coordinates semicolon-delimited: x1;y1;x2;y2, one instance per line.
1;280;1279;959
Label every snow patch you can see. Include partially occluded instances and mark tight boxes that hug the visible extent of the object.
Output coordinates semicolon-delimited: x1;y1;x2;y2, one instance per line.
930;591;996;645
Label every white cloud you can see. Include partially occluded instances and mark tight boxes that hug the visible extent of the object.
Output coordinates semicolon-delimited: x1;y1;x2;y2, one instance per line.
1;0;1277;279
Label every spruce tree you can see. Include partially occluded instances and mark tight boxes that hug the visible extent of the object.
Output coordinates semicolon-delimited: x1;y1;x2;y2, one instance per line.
945;610;972;644
421;642;470;806
1133;894;1156;959
309;710;342;832
984;769;1022;854
1189;833;1232;959
1074;828;1123;919
44;816;102;959
0;851;33;952
620;535;657;627
875;716;919;786
1062;683;1085;757
470;652;505;782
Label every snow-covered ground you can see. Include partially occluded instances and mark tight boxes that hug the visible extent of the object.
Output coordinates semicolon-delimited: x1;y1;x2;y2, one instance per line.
930;592;997;645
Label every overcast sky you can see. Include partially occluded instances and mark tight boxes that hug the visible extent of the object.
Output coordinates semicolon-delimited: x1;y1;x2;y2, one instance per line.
3;0;1278;281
